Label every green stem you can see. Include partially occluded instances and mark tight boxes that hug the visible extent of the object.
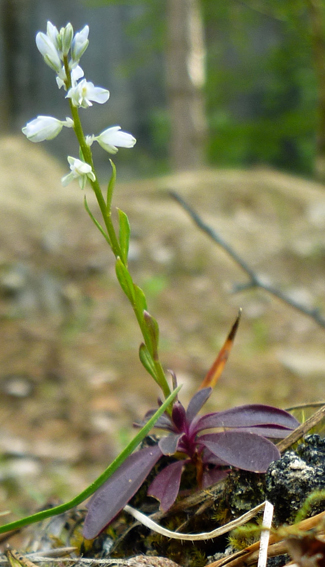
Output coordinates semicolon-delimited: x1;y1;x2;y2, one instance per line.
64;60;171;401
0;386;181;535
69;102;121;257
132;309;171;400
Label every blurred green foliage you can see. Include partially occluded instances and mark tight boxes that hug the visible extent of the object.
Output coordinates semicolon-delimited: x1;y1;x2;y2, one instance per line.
91;0;321;175
203;0;318;174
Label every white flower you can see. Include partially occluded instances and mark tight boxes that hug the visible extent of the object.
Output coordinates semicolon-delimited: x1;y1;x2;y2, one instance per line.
71;25;89;63
61;157;96;189
59;23;74;56
46;22;60;49
36;31;62;73
22;116;73;142
66;79;110;108
95;126;136;154
56;64;84;90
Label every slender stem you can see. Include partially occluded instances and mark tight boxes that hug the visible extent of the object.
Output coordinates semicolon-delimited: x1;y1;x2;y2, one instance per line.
69;102;121;257
0;386;180;535
63;60;171;400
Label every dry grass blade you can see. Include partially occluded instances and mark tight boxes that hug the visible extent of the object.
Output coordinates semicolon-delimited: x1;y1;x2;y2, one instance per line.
199;309;242;389
277;404;325;453
205;510;325;567
124;501;265;541
5;550;38;567
257;501;273;567
0;548;78;566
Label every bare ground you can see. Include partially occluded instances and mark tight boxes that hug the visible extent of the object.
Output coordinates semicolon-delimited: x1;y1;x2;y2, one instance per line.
0;135;325;518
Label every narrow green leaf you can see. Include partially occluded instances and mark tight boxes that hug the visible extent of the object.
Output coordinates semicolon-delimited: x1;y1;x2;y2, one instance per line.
106;159;117;212
115;257;135;302
118;208;131;265
143;310;160;360
139;342;157;380
0;385;181;535
84;195;111;247
134;284;148;313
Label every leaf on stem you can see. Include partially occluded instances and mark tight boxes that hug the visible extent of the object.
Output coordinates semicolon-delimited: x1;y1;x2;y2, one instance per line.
143;310;160;361
199;309;242;389
106;159;116;212
139;343;157;380
134;284;148;313
117;208;130;265
84;195;111;246
115;257;135;302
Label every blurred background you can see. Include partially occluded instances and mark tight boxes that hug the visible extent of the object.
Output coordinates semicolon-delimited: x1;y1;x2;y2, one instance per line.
0;0;324;178
1;0;325;520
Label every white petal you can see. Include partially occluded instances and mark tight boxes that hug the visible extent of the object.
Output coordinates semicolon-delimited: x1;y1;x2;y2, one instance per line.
60;23;73;55
22;116;63;142
85;83;110;104
71;25;89;62
70;65;84;85
96;126;136;153
46;22;59;47
66;79;109;108
36;32;61;72
61;172;74;186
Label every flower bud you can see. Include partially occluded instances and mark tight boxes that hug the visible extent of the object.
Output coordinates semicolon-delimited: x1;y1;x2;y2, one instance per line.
95;126;136;154
71;25;89;63
22;116;64;142
36;32;62;73
60;23;74;56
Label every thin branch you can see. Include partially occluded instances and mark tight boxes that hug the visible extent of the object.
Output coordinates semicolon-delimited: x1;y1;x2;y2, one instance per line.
170;191;325;330
276;403;325;453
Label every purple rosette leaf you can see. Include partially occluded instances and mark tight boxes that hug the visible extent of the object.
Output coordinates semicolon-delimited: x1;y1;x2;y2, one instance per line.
231;425;295;438
186;388;212;421
196;404;299;432
201;466;229;489
134;410;174;432
202;447;229;466
172;401;187;431
199;431;280;472
148;459;187;511
159;432;184;455
83;445;162;539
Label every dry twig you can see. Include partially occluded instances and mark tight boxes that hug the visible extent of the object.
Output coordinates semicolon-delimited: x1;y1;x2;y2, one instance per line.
170;191;325;330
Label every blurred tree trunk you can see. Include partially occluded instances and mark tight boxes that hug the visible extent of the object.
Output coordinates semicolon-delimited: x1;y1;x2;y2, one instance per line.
306;0;325;181
166;0;207;171
0;0;31;131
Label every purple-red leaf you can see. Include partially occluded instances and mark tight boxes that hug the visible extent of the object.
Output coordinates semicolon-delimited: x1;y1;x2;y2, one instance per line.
230;425;295;438
134;410;174;432
83;445;162;539
199;431;280;472
159;433;184;455
196;404;299;432
201;466;229;489
148;459;187;511
172;401;187;431
186;388;212;422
